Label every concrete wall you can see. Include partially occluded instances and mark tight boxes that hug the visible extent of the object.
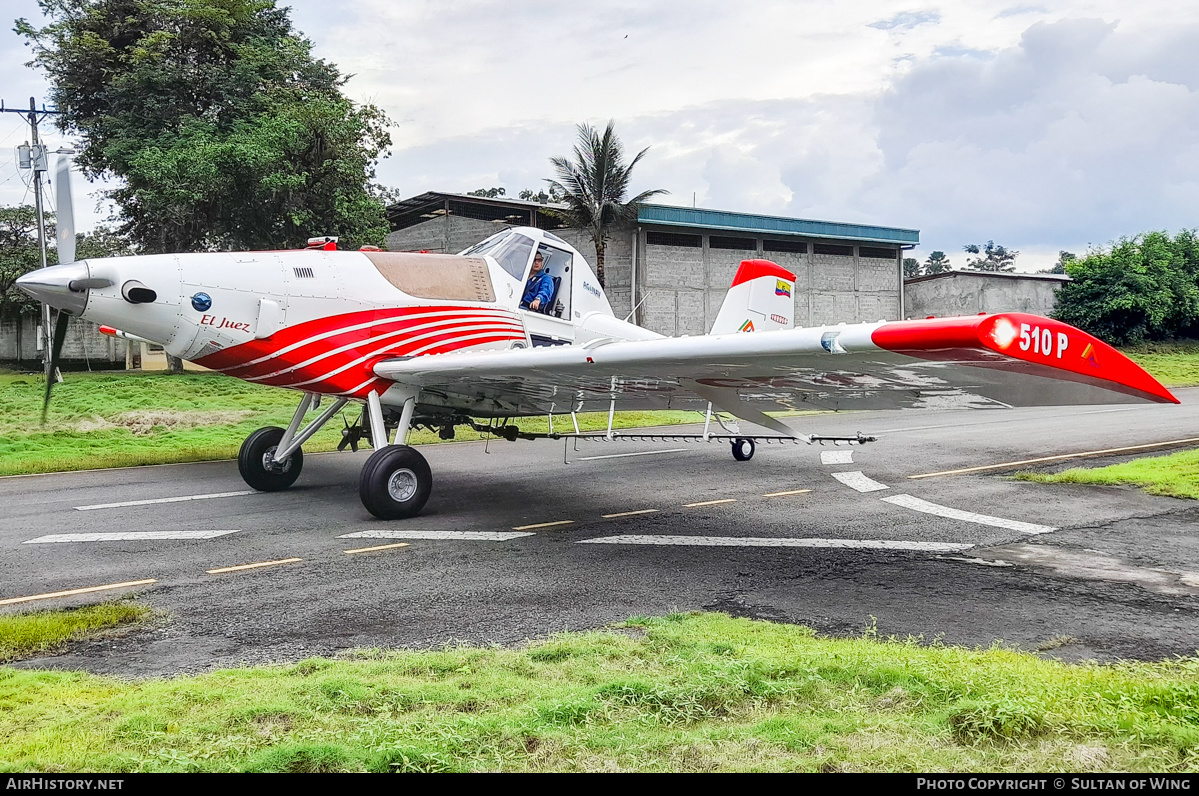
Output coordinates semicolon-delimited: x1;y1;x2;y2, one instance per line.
0;314;128;370
386;216;904;335
904;272;1069;319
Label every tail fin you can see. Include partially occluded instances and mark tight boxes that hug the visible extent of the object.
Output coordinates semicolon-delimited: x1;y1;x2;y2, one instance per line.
710;259;796;335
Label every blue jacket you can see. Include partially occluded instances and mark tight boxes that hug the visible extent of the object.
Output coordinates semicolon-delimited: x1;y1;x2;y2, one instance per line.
522;270;554;310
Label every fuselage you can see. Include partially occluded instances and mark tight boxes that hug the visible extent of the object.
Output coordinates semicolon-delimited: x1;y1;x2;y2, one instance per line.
18;227;660;407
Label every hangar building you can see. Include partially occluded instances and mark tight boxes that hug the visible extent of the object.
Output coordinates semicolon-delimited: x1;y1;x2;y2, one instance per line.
386;192;919;336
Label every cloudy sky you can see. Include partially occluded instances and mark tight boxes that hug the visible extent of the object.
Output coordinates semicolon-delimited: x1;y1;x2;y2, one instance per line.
2;0;1197;270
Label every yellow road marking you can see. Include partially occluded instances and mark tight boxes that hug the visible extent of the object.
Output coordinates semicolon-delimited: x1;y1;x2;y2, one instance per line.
344;542;411;555
512;520;575;531
206;558;302;575
0;578;157;606
908;437;1199;479
683;498;737;508
602;509;661;518
763;488;812;497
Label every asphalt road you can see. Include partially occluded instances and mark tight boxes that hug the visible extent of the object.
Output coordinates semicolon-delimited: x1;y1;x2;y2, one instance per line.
4;389;1199;675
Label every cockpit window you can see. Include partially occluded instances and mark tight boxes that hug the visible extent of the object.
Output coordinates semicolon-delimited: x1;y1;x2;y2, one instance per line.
490;233;536;281
459;231;511;258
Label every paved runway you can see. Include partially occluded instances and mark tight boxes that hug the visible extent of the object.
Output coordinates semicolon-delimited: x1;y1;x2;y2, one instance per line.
3;390;1198;674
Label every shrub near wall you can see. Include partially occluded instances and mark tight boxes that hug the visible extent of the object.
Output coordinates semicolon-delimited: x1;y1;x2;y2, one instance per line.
1053;230;1199;345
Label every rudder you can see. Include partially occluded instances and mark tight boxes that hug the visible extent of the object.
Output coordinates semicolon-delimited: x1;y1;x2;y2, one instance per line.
710;259;796;335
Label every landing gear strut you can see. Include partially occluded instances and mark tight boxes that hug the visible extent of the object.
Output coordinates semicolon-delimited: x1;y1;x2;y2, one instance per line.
237;392;347;492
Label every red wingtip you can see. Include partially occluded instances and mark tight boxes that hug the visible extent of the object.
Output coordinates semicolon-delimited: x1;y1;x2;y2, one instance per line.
871;313;1179;404
729;259;796;288
98;326;116;336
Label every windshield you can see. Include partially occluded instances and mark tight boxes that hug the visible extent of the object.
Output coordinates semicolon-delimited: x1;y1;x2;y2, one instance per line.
460;231;512;258
489;233;536;281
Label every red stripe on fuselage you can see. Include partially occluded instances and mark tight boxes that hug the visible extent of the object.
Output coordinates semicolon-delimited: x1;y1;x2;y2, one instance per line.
195;306;525;396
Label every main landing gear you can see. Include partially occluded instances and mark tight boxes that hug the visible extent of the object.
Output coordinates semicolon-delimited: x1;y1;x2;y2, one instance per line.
731;437;755;461
236;389;433;521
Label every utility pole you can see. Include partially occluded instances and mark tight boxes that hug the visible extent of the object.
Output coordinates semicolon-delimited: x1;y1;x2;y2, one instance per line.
3;97;63;384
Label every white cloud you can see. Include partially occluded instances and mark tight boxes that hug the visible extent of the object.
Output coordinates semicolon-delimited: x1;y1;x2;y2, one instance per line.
3;0;1199;273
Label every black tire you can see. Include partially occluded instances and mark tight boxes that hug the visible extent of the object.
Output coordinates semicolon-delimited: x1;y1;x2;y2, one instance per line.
359;445;433;520
731;437;755;461
238;426;304;491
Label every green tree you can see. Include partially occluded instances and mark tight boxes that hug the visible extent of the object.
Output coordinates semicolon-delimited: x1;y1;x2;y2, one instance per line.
467;187;506;198
924;250;951;274
0;207;134;317
902;257;920;279
1052;231;1199;344
547;121;666;288
518;186;566;204
18;0;392;253
0;206;49;316
963;241;1017;272
1042;250;1075;274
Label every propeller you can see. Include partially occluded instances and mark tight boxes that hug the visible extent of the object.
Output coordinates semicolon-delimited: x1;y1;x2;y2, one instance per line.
40;309;69;424
338;413;364;452
39;152;76;424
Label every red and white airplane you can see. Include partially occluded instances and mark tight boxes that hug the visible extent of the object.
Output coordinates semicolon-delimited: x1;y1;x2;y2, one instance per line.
17;226;1178;519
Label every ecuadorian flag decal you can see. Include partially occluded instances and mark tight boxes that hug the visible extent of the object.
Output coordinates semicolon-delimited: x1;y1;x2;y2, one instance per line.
775;280;791;298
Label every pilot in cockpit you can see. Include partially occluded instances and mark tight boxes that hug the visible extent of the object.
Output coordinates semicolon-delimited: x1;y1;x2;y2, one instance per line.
520;251;554;313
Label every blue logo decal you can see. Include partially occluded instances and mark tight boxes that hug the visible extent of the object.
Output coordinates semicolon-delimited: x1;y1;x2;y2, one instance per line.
191;292;212;312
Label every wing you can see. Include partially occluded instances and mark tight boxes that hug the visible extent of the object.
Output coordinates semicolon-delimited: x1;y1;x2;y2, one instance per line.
373;313;1177;427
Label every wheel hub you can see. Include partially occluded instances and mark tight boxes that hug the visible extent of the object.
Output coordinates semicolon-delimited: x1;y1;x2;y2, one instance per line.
387;468;419;502
262;446;292;474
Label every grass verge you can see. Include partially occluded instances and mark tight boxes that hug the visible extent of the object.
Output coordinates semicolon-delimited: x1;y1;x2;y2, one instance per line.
1121;341;1199;388
0;602;151;663
2;612;1198;772
0;371;715;476
1014;448;1199;500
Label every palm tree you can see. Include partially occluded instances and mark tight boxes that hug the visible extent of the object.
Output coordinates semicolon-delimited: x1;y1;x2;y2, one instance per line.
547;121;666;288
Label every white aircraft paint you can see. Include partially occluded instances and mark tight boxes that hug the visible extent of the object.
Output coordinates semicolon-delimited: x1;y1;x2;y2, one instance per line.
74;491;256;511
831;471;889;492
24;531;240;543
820;450;854;465
881;494;1056;534
578;535;972;552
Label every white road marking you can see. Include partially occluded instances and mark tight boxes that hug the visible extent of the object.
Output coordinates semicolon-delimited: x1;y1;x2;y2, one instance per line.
0;579;157;606
207;557;302;574
831;471;889;492
74;491;256;511
940;556;1015;567
576;449;687;461
683;498;737;508
908;436;1199;479
821;450;854;465
579;535;972;552
881;494;1056;534
602;509;661;518
25;530;240;544
338;530;535;541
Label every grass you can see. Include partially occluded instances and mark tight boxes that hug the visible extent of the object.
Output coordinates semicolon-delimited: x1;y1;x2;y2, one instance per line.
0;602;151;663
1014;448;1199;500
0;371;712;476
1121;341;1199;388
1;612;1198;772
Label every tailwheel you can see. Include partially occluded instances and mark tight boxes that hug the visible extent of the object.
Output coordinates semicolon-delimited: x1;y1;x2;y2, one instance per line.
238;426;304;491
731;437;755;461
359;445;433;520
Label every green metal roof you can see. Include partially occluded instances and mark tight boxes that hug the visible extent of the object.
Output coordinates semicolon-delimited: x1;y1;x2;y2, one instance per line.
637;204;919;246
